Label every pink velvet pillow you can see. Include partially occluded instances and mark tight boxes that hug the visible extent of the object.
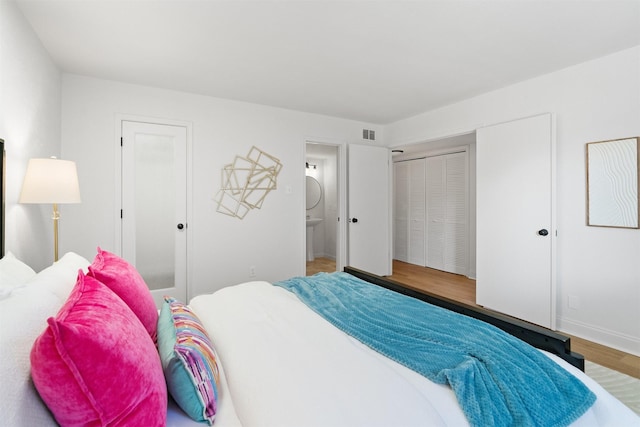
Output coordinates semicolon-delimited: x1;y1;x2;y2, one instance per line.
88;247;158;341
30;272;167;427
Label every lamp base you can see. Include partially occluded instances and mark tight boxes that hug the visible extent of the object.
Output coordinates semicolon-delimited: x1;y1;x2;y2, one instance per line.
52;203;59;262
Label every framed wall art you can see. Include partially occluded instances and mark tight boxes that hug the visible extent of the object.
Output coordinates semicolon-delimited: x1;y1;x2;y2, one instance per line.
586;137;639;229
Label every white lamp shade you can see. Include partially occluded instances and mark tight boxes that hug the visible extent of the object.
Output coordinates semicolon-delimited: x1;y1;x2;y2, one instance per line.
19;158;81;204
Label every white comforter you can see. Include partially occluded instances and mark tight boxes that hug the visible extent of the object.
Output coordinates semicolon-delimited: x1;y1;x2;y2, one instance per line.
189;281;638;427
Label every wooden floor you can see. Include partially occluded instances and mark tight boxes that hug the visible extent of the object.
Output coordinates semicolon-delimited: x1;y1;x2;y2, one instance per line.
307;257;640;379
306;257;336;276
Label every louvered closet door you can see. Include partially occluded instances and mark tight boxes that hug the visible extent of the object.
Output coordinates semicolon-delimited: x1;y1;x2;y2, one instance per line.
426;152;468;275
426;157;445;270
393;161;409;262
408;159;426;265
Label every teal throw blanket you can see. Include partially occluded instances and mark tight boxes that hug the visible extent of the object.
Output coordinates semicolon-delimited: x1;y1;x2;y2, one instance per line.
275;272;595;427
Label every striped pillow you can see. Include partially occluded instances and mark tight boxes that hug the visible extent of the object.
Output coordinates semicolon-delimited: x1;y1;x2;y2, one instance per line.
158;296;221;425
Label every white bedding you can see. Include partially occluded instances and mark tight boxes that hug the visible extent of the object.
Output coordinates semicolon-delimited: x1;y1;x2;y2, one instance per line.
3;249;634;427
189;281;639;427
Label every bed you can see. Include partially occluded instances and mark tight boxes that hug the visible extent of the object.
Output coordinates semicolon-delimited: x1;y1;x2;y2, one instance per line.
0;249;637;427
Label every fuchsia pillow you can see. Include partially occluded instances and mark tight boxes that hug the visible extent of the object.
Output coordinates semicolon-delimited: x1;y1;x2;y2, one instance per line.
30;272;167;427
88;247;158;341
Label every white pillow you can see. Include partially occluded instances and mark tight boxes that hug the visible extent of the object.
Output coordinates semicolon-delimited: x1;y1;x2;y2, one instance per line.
0;286;60;426
0;252;37;300
0;252;91;426
18;252;91;303
0;251;37;283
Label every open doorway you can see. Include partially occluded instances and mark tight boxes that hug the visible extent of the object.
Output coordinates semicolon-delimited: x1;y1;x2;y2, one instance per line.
305;142;340;275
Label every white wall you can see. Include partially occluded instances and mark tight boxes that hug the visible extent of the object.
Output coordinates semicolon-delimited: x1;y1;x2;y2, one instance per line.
386;46;640;355
60;74;382;298
0;1;62;271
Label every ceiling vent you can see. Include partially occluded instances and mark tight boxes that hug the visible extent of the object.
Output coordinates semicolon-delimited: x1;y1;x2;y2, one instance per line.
362;129;376;141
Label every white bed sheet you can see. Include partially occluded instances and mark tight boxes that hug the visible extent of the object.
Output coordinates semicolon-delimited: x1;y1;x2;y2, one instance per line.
190;281;639;427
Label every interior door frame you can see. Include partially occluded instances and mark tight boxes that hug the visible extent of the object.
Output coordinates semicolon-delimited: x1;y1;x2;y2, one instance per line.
114;114;194;299
302;138;347;274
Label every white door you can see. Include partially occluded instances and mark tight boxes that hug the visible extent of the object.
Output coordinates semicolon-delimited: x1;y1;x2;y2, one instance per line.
393;161;409;262
476;113;555;329
425;152;468;275
121;121;188;306
348;144;391;276
408;159;427;266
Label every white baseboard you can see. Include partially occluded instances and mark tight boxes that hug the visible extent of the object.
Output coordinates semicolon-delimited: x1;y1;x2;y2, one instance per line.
557;316;640;357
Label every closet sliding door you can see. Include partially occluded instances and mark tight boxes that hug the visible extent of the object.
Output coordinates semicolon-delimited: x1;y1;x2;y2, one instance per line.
393;161;409;263
393;159;425;264
408;159;426;265
393;152;468;276
425;152;468;275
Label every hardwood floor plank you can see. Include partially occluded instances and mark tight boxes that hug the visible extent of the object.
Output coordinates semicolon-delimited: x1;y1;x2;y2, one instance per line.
388;260;476;306
306;257;336;276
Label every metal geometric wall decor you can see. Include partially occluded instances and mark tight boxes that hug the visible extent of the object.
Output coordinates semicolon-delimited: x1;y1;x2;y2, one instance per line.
215;146;283;219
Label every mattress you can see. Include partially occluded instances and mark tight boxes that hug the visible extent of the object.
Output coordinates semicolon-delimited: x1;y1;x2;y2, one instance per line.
189;281;638;427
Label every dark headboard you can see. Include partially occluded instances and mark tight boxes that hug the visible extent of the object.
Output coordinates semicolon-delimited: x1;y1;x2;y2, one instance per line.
1;138;4;257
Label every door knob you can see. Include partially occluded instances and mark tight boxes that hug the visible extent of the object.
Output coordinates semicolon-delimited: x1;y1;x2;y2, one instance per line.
538;229;548;236
177;223;185;230
349;218;358;223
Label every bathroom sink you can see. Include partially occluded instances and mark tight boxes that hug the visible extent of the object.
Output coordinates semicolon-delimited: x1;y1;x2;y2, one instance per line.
306;218;323;227
306;218;323;261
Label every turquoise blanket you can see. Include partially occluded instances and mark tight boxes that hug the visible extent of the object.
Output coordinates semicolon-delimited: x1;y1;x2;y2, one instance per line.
275;272;595;427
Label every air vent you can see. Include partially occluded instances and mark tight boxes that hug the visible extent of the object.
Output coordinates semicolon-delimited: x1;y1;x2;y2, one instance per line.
362;129;376;141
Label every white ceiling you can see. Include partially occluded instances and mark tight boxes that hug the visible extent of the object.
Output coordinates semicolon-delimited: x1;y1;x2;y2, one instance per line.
16;0;640;124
